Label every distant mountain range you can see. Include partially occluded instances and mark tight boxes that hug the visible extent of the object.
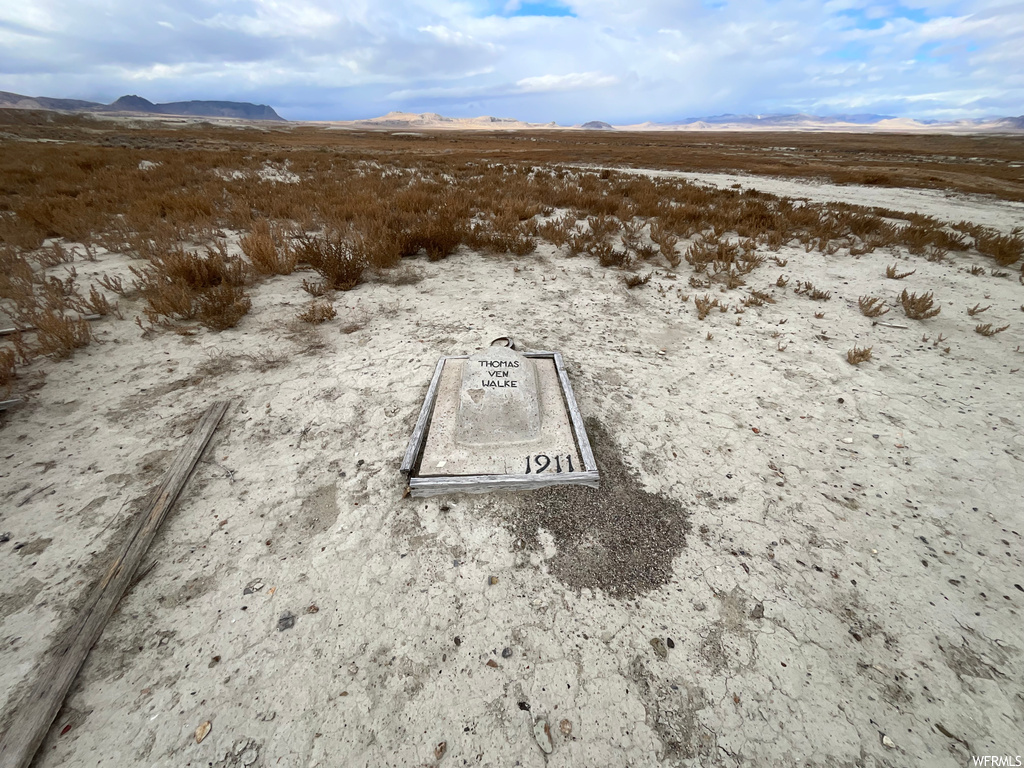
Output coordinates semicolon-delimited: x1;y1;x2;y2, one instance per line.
331;110;1024;133
643;112;1024;132
3;93;1023;132
0;91;284;121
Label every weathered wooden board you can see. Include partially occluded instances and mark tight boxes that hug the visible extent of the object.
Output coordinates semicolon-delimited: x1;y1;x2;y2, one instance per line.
0;401;230;768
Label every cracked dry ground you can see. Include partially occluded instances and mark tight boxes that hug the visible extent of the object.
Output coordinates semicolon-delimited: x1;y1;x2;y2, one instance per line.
2;246;1022;767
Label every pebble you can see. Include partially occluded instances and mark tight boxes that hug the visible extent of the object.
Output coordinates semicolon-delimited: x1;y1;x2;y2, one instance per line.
278;612;295;631
488;575;499;586
559;719;572;736
194;720;212;744
750;602;765;619
501;647;513;658
882;734;896;749
649;637;668;659
842;437;854;444
434;742;447;759
486;659;499;668
534;720;554;754
694;601;707;612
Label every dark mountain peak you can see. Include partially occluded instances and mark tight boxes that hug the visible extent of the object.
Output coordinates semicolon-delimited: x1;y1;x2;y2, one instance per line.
581;120;614;130
157;100;283;120
109;94;156;111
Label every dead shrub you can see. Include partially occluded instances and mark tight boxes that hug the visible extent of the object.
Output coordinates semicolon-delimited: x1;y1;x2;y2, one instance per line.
886;264;916;279
465;222;536;257
0;347;15;396
297;301;337;324
967;303;991;316
899;289;940;320
242;219;296;275
975;323;1009;337
650;222;680;267
794;281;830;300
295;233;366;290
592;241;629;268
409;215;467;261
587;214;620;239
196;285;252;330
566;229;594;256
743;289;775;307
847;345;873;365
132;244;253;329
977;232;1024;266
858;296;890;317
31;309;91;359
694;293;721;320
301;279;328;296
624;272;652;289
97;273;130;297
35;241;76;268
77;284;120;318
537;215;575;248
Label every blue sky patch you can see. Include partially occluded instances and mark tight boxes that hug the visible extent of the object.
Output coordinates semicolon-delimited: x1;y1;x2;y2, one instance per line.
838;5;929;31
490;0;575;18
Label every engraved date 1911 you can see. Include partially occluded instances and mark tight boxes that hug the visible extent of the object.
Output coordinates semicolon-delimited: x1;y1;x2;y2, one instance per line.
524;454;575;474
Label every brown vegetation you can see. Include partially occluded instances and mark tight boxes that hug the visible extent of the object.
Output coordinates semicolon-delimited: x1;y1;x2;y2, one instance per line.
624;272;652;289
295;233;365;290
2;110;1022;394
297;301;337;324
858;296;890;317
1;347;15;396
886;264;916;279
694;294;722;320
130;244;252;329
242;219;297;275
899;290;941;320
847;345;873;365
975;323;1009;336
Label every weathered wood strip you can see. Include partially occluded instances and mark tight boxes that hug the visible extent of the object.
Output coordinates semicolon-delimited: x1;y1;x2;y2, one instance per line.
0;400;230;768
410;470;600;497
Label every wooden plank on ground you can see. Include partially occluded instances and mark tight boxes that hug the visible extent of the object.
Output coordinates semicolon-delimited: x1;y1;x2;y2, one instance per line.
0;315;103;337
0;400;230;768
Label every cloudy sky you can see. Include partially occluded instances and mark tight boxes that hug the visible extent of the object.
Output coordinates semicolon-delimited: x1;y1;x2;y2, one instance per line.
1;0;1021;123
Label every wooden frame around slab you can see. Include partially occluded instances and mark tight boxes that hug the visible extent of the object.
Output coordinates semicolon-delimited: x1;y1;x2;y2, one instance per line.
400;352;599;497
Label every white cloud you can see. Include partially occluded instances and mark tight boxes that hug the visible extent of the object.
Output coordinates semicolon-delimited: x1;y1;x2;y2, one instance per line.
0;0;1020;120
514;72;619;92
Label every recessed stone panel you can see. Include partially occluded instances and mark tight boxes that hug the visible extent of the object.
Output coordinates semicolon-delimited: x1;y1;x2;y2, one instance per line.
402;348;598;495
419;356;581;477
456;346;541;445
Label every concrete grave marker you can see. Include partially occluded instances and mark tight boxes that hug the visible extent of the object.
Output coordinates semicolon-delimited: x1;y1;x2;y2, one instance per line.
401;341;598;496
456;346;540;445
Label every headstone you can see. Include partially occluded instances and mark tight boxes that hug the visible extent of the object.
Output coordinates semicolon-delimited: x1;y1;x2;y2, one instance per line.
403;344;599;494
456;346;540;445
